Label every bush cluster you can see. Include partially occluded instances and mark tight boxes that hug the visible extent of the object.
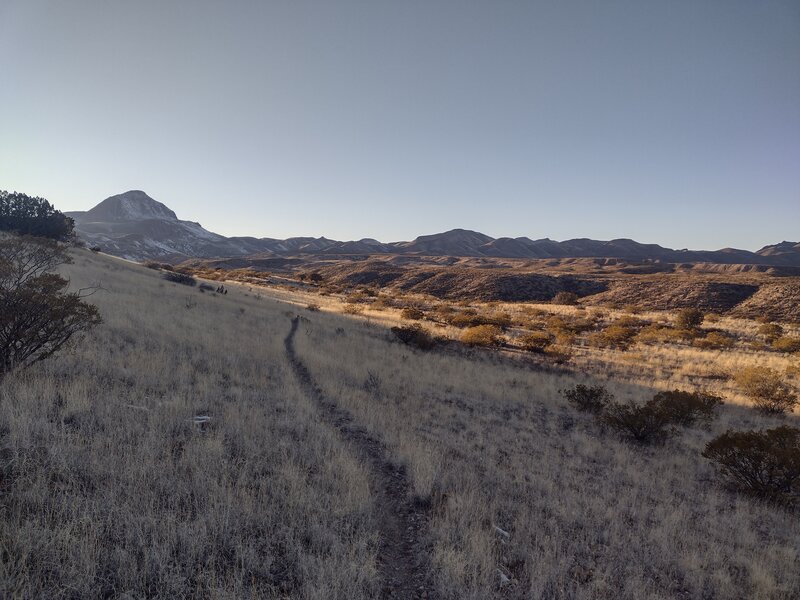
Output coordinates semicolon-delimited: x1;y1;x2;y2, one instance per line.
560;384;613;413
460;325;503;347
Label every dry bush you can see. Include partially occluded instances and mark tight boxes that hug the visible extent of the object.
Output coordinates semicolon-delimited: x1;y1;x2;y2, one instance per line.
518;331;553;353
703;426;800;506
590;324;637;349
693;330;736;350
390;323;436;350
735;367;798;414
343;304;364;315
601;399;675;444
759;323;784;339
306;302;321;312
162;271;196;286
460;325;502;347
675;308;704;331
772;336;800;353
551;291;579;305
400;306;425;320
561;384;613;413
653;390;723;427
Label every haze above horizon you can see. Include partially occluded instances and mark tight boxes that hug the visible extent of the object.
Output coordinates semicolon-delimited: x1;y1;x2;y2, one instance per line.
1;1;798;251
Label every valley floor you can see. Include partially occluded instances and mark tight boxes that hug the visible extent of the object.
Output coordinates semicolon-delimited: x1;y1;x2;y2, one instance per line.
1;249;799;599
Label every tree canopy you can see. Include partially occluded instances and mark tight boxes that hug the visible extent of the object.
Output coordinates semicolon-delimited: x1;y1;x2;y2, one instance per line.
0;191;75;241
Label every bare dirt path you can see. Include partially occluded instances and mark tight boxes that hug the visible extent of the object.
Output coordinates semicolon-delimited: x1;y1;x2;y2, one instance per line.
284;316;437;599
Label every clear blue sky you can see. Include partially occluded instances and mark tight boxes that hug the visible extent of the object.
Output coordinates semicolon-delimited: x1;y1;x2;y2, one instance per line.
1;1;798;250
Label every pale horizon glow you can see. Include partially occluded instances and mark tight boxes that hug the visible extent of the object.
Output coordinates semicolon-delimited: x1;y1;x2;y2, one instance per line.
1;1;798;251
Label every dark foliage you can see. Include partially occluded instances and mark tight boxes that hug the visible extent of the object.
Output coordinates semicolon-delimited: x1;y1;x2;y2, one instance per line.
163;271;197;287
391;324;436;350
601;399;675;444
675;308;704;330
561;384;613;413
703;426;800;506
0;191;75;241
654;390;723;427
0;236;101;381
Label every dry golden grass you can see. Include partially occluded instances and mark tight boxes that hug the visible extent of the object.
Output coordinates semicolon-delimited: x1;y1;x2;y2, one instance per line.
1;250;379;599
2;249;799;598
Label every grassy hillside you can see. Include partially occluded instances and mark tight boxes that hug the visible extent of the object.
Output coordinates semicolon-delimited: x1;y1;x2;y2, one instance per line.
1;249;798;599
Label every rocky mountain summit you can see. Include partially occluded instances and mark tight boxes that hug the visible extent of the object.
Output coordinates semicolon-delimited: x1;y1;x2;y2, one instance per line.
67;191;798;266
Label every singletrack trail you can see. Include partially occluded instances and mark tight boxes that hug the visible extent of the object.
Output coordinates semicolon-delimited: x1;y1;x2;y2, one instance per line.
284;316;436;599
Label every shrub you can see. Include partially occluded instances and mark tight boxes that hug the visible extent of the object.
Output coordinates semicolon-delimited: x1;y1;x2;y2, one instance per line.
758;323;784;339
601;399;675;444
400;306;425;320
693;331;735;350
0;236;102;381
343;304;364;315
703;426;800;506
735;367;798;414
163;271;196;286
306;303;321;312
552;291;579;305
391;324;436;350
772;336;800;353
561;384;613;413
675;308;704;330
590;325;637;349
460;325;503;347
653;390;723;427
518;331;553;353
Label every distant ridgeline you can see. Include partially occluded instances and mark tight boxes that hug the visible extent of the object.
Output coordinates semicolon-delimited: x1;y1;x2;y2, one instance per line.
0;191;75;241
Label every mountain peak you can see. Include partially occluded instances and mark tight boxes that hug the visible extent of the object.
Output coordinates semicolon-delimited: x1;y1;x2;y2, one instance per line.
84;190;178;222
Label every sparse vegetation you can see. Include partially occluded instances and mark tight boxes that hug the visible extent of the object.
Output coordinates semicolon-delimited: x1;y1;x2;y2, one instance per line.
551;291;579;305
518;331;553;353
400;306;425;320
390;323;436;350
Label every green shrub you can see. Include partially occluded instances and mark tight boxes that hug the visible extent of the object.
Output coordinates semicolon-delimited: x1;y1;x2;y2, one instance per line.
654;390;723;427
601;399;675;444
460;325;503;347
703;426;800;506
561;384;613;413
391;323;436;350
518;331;553;353
735;367;798;414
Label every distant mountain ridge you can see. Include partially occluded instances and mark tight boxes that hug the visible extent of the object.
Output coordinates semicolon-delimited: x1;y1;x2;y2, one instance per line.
66;190;799;266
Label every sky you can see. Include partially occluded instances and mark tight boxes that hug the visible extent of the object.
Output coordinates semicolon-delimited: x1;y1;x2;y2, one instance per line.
1;1;798;250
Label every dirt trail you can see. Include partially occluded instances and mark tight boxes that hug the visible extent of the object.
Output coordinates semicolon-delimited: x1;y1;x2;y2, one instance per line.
284;316;436;599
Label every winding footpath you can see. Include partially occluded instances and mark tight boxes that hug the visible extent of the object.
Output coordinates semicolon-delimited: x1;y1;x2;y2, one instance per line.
284;316;436;599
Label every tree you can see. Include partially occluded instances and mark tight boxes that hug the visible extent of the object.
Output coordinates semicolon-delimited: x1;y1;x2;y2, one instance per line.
0;236;101;381
0;191;75;241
